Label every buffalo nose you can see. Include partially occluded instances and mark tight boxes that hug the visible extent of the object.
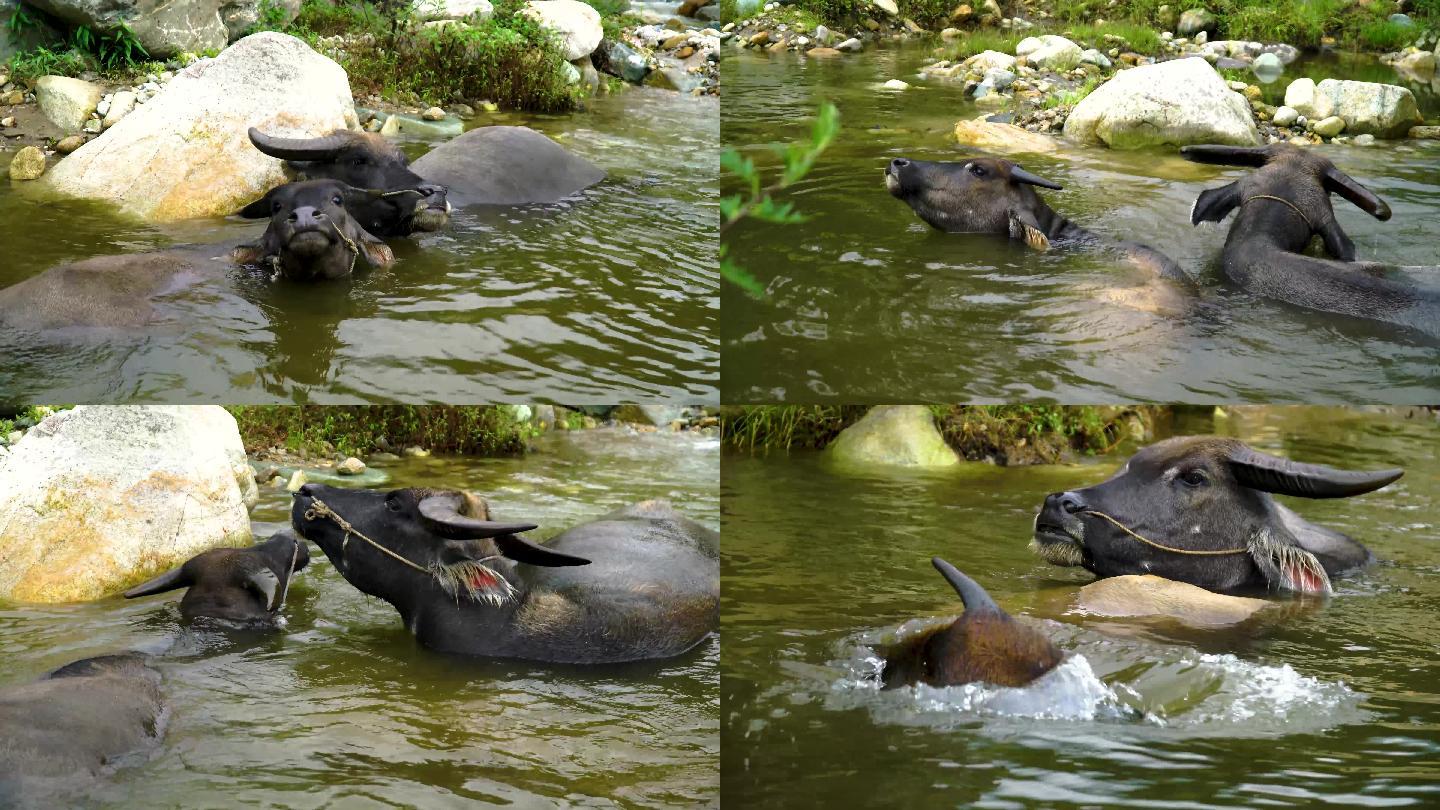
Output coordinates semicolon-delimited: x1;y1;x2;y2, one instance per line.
1058;492;1087;514
419;183;447;198
891;158;910;170
289;206;325;226
297;483;317;497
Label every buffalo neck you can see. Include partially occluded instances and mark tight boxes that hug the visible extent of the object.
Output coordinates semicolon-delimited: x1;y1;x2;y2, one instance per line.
1031;198;1089;244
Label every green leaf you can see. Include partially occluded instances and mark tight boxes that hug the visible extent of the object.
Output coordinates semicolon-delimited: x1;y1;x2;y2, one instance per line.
721;255;768;299
719;194;745;223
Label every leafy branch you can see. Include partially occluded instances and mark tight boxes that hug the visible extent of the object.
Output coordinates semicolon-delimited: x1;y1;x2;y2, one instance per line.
719;102;839;299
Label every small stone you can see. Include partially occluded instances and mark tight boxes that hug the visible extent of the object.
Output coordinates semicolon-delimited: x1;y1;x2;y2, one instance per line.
82;118;102;134
1312;115;1345;137
8;146;46;181
422;106;445;120
0;117;13;128
55;135;85;154
1272;105;1299;126
285;470;308;492
4;90;25;106
403;446;431;457
336;457;367;475
836;37;864;53
882;79;910;90
1353;133;1375;145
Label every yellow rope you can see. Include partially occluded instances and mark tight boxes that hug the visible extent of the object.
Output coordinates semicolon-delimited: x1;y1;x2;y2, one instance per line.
303;496;430;574
1243;195;1314;230
1082;510;1250;556
328;220;360;276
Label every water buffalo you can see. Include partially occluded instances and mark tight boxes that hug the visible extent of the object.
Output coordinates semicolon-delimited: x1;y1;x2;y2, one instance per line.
885;156;1188;282
0;180;394;331
1183;143;1440;336
248;128;451;236
0;654;165;805
249;124;606;212
291;484;719;663
882;558;1062;689
122;532;310;626
1032;436;1404;595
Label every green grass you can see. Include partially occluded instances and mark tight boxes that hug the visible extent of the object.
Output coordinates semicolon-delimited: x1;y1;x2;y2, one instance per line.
945;29;1027;60
227;406;536;457
1060;21;1161;54
722;405;1155;463
1039;74;1102;108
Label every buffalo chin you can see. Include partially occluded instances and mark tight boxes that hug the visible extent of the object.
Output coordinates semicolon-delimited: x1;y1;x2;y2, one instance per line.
884;171;903;197
412;204;451;232
1030;533;1085;567
285;230;335;257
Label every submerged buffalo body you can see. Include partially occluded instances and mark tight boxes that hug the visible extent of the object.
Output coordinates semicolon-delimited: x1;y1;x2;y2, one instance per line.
1184;143;1440;336
123;532;310;626
0;180;394;331
291;485;719;663
0;654;165;804
882;558;1062;689
885;156;1188;282
250;124;606;215
1032;436;1403;595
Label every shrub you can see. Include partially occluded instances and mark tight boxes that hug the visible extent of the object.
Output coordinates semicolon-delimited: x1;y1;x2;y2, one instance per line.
227;406;534;456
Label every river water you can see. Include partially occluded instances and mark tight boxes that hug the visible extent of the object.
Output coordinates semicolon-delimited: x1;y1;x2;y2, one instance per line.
721;47;1440;402
0;88;718;403
722;406;1440;807
0;427;720;807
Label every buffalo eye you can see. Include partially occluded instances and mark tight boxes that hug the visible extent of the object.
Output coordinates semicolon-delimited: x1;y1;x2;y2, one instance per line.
351;157;366;166
272;201;282;213
1179;469;1209;488
332;194;344;206
385;496;404;513
969;164;987;177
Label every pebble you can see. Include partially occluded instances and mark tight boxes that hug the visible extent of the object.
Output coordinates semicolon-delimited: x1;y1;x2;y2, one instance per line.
55;135;85;154
1312;115;1345;137
336;457;367;475
7;146;45;180
882;79;910;90
422;106;445;120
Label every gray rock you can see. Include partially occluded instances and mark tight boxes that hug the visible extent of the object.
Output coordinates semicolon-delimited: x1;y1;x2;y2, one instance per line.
1015;34;1081;70
1312;115;1345;137
1251;51;1283;76
1388;12;1413;26
984;68;1017;89
1285;77;1422;138
1065;57;1260;148
102;90;135;129
1271;105;1299;126
336;457;367;475
35;75;103;133
836;37;863;53
28;0;229;57
594;38;651;83
522;0;603;60
8;146;46;181
379;112;464;137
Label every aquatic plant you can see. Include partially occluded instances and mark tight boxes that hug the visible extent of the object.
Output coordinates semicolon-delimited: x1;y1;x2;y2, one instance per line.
720;101;840;298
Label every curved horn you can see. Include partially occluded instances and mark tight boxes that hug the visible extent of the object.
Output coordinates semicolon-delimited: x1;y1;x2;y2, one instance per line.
242;567;281;611
1323;166;1392;221
494;534;591;567
123;566;191;599
1227;445;1403;499
931;557;999;613
1009;165;1063;190
418;493;538;538
248;128;353;161
1179;144;1273;167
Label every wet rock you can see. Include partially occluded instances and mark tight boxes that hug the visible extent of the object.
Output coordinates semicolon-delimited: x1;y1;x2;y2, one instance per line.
1251;51;1283;77
1271;105;1299;126
1312;115;1345;137
1410;125;1440;138
8;146;46;181
807;46;842;57
403;446;431;457
0;406;255;602
836;37;863;53
54;134;85;153
42;32;356;222
1285;77;1421;138
35;75;103;133
594;39;650;83
953;116;1057;152
1077;575;1271;627
827;406;959;469
381;111;464;137
882;78;910;90
1399;49;1436;73
522;0;603;60
1353;133;1375;146
1016;34;1081;70
336;457;367;475
1079;48;1111;70
1177;7;1215;36
1065;57;1260;149
422;106;446;120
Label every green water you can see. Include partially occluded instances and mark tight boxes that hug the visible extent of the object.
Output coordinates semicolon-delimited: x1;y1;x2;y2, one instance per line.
721;406;1440;807
0;88;718;403
0;428;720;807
721;47;1440;402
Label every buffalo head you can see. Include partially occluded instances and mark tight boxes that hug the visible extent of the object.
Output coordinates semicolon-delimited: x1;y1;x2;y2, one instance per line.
249;128;451;235
885;156;1064;249
882;558;1063;689
1182;143;1391;260
290;484;588;608
123;532;310;626
234;179;396;281
1032;436;1402;595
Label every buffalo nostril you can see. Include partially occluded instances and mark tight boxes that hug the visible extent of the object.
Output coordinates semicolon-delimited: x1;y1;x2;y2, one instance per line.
1059;493;1085;514
891;158;910;169
297;484;316;497
287;213;298;223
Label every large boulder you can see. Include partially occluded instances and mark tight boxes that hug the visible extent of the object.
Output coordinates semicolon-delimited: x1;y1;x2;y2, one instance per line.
1283;77;1421;138
1063;57;1260;149
1015;35;1081;70
522;0;603;61
826;406;959;469
35;75;103;134
1076;575;1272;627
42;32;357;222
26;0;228;57
0;406;257;603
954;117;1057;153
0;0;64;65
410;125;606;205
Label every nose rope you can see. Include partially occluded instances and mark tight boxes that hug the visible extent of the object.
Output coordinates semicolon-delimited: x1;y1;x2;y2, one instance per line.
1242;195;1314;230
303;496;430;573
272;536;302;613
1081;510;1250;556
328;220;360;276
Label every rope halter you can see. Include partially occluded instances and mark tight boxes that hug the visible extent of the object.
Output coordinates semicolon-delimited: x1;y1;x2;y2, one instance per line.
1081;510;1250;556
1242;194;1314;231
302;496;516;605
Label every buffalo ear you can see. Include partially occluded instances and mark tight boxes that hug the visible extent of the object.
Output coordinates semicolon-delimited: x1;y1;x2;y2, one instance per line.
1007;208;1049;251
1179;144;1273;167
1190;181;1243;226
1249;529;1332;595
238;190;276;219
123;565;192;599
494;534;591;567
230;243;267;266
1227;444;1404;499
358;233;394;268
1322;166;1392;221
241;567;281;611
